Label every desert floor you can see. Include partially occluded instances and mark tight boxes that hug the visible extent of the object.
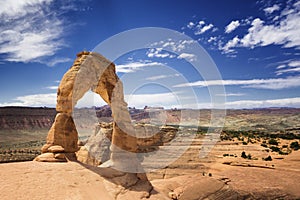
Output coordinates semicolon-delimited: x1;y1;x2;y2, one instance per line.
1;140;300;200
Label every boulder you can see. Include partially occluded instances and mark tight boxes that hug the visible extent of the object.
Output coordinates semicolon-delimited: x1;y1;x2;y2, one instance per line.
45;113;78;153
48;145;65;153
34;152;67;162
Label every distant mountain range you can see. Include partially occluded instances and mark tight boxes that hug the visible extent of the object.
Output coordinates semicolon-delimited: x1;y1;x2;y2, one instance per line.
1;106;300;132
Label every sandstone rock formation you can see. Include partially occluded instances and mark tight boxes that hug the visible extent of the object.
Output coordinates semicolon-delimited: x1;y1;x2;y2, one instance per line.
76;122;178;167
35;51;139;171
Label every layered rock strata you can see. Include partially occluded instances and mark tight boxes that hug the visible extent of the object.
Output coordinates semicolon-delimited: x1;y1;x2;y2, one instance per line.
35;51;139;171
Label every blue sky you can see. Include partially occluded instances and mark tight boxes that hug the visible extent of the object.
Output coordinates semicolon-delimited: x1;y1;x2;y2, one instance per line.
0;0;300;109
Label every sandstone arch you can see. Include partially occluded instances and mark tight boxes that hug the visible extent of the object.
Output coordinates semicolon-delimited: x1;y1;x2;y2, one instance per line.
35;51;138;170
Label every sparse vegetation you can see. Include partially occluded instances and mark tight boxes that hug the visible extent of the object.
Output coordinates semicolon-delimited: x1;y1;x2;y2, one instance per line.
290;141;299;151
268;138;278;145
261;143;268;148
220;127;300;158
247;154;252;160
263;155;272;161
270;146;280;152
223;153;236;157
241;151;252;160
241;151;247;159
0;140;43;163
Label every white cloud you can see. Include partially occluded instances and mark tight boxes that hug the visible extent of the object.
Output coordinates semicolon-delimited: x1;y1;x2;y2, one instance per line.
0;91;107;108
198;20;205;25
276;64;287;69
150;39;195;52
264;4;280;14
116;61;165;73
215;93;245;97
195;24;214;35
225;97;300;109
0;0;76;64
125;92;179;108
0;93;56;107
145;74;180;81
47;57;72;67
187;22;195;28
177;53;197;62
0;0;52;19
187;20;215;35
147;48;174;59
275;60;300;75
76;91;107;108
147;39;196;59
174;76;300;90
208;37;217;43
225;20;240;33
276;67;300;75
221;2;300;53
221;36;240;53
2;92;299;109
288;60;300;67
46;86;58;90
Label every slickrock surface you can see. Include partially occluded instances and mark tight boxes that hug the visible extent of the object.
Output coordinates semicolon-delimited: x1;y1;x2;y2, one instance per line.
1;153;299;200
0;161;234;200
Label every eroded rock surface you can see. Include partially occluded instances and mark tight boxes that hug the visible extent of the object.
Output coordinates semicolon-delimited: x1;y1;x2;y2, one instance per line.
76;122;179;166
35;51;139;169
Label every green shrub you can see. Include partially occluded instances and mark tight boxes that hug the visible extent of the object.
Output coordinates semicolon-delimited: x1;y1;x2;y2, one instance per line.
290;141;299;151
279;150;289;155
247;154;252;160
241;151;251;159
261;143;268;148
270;146;280;152
263;155;272;161
268;138;278;145
241;151;247;159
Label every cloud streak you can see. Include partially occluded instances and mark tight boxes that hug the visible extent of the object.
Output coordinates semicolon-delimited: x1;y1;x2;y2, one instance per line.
116;61;166;73
186;20;216;35
225;20;240;33
125;92;179;108
1;92;300;109
0;0;77;64
146;39;197;61
263;4;280;14
221;1;300;53
0;93;56;107
225;97;300;109
275;60;300;75
174;76;300;90
177;53;196;62
145;74;180;81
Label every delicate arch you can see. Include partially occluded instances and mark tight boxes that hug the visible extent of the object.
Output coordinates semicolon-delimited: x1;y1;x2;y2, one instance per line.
36;51;138;169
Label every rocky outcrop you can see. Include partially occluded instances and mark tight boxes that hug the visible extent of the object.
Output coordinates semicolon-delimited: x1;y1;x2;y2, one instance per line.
35;51;140;172
76;122;113;166
0;107;55;130
77;122;178;166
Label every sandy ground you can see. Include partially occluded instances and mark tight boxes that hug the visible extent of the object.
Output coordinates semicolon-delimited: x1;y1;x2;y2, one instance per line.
1;142;300;200
0;161;229;200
